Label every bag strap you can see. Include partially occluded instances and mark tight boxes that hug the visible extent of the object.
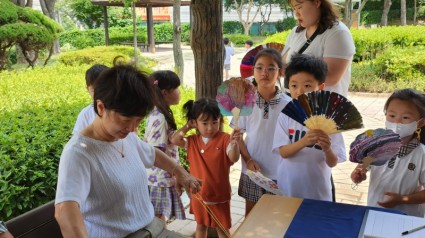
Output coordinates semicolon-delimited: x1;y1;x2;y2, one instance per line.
297;28;320;54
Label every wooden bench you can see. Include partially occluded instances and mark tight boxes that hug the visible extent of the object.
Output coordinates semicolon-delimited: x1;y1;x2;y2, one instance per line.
6;200;63;238
120;41;148;51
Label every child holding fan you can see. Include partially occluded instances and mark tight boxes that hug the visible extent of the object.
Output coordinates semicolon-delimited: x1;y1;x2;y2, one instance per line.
273;54;346;201
351;88;425;217
234;47;291;216
171;98;241;238
144;70;186;223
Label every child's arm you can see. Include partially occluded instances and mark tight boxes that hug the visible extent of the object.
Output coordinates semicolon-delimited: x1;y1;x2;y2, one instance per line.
237;134;261;171
278;130;320;158
227;128;241;163
378;190;425;209
350;164;368;184
169;120;195;148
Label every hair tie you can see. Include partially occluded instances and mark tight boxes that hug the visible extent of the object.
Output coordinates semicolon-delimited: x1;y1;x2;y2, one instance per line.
153;80;158;85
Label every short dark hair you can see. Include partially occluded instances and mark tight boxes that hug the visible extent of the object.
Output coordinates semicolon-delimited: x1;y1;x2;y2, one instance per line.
384;88;425;144
284;54;327;88
245;40;253;46
183;98;223;131
93;59;155;117
224;37;230;45
85;64;108;87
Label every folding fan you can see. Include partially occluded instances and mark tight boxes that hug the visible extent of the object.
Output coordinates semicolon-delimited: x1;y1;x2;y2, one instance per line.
281;90;363;134
349;128;402;168
216;77;257;127
240;42;290;80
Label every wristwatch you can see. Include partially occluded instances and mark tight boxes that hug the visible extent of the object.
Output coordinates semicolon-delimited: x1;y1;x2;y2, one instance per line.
0;221;8;233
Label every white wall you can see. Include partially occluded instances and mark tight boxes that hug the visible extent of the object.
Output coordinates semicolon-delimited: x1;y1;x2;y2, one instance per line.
169;5;291;24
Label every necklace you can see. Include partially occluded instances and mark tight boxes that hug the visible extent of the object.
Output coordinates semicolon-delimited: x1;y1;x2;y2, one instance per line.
111;140;125;158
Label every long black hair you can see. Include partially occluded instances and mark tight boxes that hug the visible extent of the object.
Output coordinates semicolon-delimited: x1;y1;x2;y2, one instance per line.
149;70;181;130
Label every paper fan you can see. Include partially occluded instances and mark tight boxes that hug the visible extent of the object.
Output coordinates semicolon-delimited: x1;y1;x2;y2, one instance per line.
216;77;257;127
240;42;290;80
349;128;402;167
281;90;363;134
247;170;282;195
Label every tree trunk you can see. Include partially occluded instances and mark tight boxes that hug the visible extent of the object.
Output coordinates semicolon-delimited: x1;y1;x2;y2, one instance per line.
234;0;262;36
173;0;184;82
132;2;139;65
413;0;417;25
381;0;392;26
400;0;406;25
40;0;60;54
191;0;223;99
344;0;352;27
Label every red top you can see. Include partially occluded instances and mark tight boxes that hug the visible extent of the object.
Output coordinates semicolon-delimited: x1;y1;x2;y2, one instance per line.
186;132;234;202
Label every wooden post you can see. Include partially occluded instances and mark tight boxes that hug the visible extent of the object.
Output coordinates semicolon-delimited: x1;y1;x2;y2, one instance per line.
173;0;184;81
190;0;223;99
103;6;109;46
147;5;155;53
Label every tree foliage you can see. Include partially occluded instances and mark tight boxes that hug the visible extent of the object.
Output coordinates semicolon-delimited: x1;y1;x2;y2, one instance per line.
0;0;62;70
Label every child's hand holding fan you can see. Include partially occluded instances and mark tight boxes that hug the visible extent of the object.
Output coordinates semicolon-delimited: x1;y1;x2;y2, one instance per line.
281;90;363;134
216;77;257;127
349;128;401;189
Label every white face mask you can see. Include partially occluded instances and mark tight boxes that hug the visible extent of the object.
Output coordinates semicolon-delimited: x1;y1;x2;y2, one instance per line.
385;120;418;138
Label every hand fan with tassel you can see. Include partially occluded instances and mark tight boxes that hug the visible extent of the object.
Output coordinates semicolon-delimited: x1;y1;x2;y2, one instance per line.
281;90;364;134
240;42;290;80
349;128;402;168
216;77;257;127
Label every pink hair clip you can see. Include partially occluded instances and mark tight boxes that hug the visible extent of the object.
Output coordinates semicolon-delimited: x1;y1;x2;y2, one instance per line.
153;80;158;85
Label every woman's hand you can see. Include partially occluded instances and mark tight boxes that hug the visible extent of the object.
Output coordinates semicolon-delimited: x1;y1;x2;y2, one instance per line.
173;165;202;194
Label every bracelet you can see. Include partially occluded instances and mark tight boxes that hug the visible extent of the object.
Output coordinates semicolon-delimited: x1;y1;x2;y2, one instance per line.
246;159;253;165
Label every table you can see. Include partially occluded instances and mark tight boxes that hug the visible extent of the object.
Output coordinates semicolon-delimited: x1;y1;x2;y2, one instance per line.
232;195;302;238
232;195;403;238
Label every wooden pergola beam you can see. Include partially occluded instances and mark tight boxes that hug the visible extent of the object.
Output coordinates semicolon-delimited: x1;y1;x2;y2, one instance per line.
91;0;190;52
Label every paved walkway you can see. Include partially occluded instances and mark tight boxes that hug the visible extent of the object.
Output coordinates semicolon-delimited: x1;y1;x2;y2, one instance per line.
142;45;391;237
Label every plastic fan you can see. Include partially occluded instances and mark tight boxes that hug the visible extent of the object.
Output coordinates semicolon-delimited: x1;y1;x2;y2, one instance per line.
247;170;282;195
281;90;363;134
216;77;257;127
240;42;290;80
349;128;402;168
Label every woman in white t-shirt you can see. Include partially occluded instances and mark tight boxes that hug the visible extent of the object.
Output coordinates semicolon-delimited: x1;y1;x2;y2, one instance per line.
55;59;201;238
284;0;355;97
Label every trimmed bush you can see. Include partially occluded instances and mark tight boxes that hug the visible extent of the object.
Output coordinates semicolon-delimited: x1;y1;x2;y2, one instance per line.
224;34;251;46
58;46;135;66
223;21;244;34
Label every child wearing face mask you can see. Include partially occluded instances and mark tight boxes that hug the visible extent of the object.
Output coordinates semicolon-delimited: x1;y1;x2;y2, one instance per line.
351;88;425;217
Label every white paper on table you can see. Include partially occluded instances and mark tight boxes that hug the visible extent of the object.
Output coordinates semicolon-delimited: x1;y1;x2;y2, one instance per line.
359;210;425;238
246;170;283;195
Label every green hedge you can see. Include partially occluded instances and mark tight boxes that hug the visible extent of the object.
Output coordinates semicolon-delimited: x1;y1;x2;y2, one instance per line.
0;63;194;220
223;21;244;34
59;23;191;50
264;26;425;62
58;46;135;66
224;34;251;46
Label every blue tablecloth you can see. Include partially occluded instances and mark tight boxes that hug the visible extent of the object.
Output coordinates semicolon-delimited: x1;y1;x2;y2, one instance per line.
284;199;404;238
